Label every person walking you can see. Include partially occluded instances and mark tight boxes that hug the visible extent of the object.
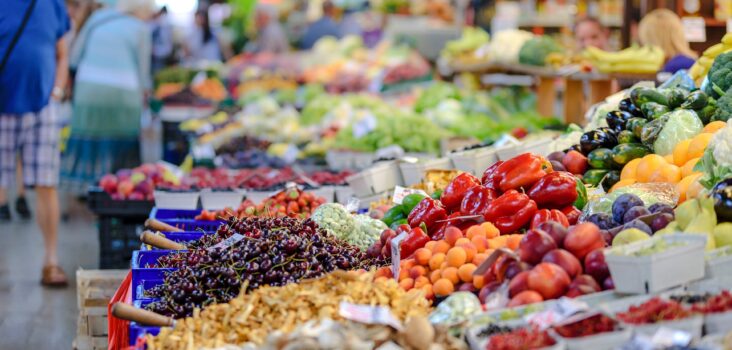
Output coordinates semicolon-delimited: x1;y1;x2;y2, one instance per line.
0;0;71;286
61;0;154;196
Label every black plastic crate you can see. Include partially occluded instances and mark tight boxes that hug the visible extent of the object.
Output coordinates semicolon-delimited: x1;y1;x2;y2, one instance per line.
88;187;154;217
98;216;146;269
162;120;189;165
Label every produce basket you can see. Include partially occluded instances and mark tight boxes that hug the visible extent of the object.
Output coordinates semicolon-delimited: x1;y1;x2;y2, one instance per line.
325;150;353;171
346;161;403;197
352;152;376;170
399;157;452;185
519;138;555;157
552;328;631;350
604;234;706;294
131;250;175;301
704;246;732;279
494;144;522;161
334;186;354;204
447;147;498;175
153;190;200;210
87;187;154;217
601;295;704;339
150;208;202;220
704;310;732;334
199;189;246;210
98;216;146;269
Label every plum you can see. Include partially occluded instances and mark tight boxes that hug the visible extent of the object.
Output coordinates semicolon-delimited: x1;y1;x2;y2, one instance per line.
622;219;653;235
622;206;650;224
651;213;674;232
612;194;644;224
586;213;618;230
648;203;674;215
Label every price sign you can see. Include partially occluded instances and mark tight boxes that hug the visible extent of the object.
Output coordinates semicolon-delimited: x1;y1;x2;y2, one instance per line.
682;17;706;42
391;186;429;204
208;233;244;251
390;232;408;281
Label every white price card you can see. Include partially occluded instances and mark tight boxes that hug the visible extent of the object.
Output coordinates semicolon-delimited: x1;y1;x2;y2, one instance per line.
391;186;429;205
339;301;403;330
390;232;408;281
352;112;378;139
208;233;244;251
682;17;706;42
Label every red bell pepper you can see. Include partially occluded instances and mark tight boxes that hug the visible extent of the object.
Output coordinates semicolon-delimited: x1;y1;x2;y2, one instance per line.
484;190;538;234
407;197;447;234
481;161;504;191
528;171;579;209
530;209;570;229
460;186;497;217
400;227;430;258
440;173;481;211
561;205;582;225
494;153;552;192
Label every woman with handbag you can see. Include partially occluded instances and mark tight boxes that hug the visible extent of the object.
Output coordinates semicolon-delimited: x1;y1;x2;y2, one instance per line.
60;0;154;196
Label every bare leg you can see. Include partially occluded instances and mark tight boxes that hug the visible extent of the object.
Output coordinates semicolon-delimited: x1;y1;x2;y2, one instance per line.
35;186;60;266
16;158;25;197
0;187;6;205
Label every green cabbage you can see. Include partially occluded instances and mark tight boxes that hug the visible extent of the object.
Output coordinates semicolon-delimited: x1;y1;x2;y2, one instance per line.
653;109;703;155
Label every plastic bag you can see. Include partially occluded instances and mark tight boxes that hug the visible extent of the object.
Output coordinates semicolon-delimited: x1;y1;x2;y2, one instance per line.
428;292;483;326
658;70;696;91
653;109;703;155
582;183;678;218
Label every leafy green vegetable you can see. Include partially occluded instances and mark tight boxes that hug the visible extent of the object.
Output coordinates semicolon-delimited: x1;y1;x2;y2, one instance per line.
652;109;703;155
704;51;732;98
698;122;732;189
518;36;562;66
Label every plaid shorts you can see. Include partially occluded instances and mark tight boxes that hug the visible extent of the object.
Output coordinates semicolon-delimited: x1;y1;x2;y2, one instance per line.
0;104;61;187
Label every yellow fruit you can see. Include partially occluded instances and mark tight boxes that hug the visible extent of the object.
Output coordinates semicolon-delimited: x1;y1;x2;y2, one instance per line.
610;178;636;192
687;133;713;160
664;154;675;163
636;154;667;182
703;121;726;134
648;164;681;183
672;139;693;166
676;174;700;203
686;174;706;200
620;158;642;181
681;157;700;178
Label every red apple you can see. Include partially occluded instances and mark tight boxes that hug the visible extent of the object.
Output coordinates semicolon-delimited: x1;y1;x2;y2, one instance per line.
564;223;605;260
478;281;503;304
584;249;610;284
519;229;558;265
542;249;582;278
565;274;601;298
117;180;134;198
527;262;571;300
134;180;154;196
536;221;568;247
99;174;118;194
116;168;132;181
603;276;615;290
508;290;544;307
128;191;145;201
508;271;530;298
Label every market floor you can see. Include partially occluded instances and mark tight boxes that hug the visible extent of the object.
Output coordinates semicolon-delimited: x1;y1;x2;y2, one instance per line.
0;196;99;350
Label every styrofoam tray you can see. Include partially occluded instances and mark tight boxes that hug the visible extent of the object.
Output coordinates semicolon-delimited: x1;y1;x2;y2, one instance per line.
553;328;631;350
309;186;336;203
604;234;706;294
448;147;498;175
153;191;200;210
346;161;403;197
325;150;353;171
399;157;452;185
520;138;555;157
600;294;703;339
495;144;522;161
705;246;732;279
199;189;245;210
334;186;354;204
352;152;375;170
705;310;732;334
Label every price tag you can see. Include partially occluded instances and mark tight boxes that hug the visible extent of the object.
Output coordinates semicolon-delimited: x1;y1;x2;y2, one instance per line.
191;144;215;160
651;328;692;348
208;233;244;251
352;112;378;139
525;297;589;329
391;186;429;205
339;301;404;330
682;17;706;42
390;232;408;280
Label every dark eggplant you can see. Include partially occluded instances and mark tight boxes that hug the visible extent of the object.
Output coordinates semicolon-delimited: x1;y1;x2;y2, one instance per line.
579;129;617;155
618;98;644;118
601;170;621;192
680;90;709;110
606;110;634;133
712;179;732;222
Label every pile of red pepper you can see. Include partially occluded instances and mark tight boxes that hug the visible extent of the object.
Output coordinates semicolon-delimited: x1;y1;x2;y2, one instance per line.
406;153;587;239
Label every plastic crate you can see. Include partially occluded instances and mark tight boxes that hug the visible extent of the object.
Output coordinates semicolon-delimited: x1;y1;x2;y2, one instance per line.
604;234;706;294
131;250;176;301
128;300;161;345
399;158;452;185
553;328;631;350
601;295;704;339
87;187;154;217
140;231;207;251
98;216;146;269
325;150;354;171
448;147;498;175
346;161;403;197
153;190;200;210
200;189;246;210
705;246;732;279
150;208;203;220
149;208;224;232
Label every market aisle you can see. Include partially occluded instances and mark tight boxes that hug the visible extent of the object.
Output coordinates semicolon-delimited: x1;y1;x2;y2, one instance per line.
0;200;99;350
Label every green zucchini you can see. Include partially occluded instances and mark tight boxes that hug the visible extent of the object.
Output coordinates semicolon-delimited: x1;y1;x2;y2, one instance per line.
640;102;669;120
583;169;609;187
630;87;668;107
661;88;688;109
680;90;709;110
601;170;621;192
612;143;650;166
616;130;638;144
587;148;615;169
626;117;648;138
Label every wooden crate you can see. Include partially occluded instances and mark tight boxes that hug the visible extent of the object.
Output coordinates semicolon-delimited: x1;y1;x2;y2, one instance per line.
75;269;127;350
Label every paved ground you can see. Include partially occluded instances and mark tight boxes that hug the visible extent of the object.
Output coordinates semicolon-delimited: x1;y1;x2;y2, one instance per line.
0;196;100;350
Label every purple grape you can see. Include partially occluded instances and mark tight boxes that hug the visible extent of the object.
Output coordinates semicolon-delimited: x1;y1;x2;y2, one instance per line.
622;219;653;235
586;213;619;230
622;206;651;224
612;194;645;223
648;203;674;215
651;213;674;232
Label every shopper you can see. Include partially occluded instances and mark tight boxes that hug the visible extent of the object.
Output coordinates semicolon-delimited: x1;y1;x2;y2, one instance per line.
638;9;697;73
0;0;70;286
300;1;341;50
151;6;175;72
574;17;609;51
61;0;153;196
251;4;290;54
0;162;32;221
185;9;228;63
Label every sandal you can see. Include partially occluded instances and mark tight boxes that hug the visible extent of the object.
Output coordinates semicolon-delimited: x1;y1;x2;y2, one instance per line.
41;265;68;287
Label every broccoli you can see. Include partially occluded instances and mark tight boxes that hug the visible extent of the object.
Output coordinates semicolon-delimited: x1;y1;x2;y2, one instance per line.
712;92;732;123
705;51;732;98
518;36;562;67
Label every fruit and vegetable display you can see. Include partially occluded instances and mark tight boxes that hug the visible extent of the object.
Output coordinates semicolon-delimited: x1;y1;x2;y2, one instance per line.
146;271;431;348
583;46;665;74
97;163;180;200
194;188;327;221
552;313;620;338
616;297;693;324
689;33;732;85
485;326;557;350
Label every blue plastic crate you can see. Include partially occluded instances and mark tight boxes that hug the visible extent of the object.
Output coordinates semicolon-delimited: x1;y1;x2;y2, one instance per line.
149;207;225;232
129;300;161;345
149;208;201;220
131;250;176;301
140;231;207;251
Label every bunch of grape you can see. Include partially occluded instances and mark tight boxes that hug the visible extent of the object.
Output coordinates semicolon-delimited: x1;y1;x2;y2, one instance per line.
145;217;383;318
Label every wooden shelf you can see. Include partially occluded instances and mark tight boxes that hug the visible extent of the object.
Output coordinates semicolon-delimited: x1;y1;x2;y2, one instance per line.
705;18;727;27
